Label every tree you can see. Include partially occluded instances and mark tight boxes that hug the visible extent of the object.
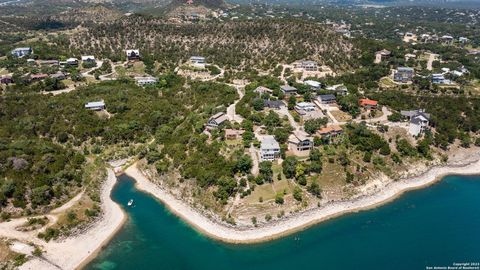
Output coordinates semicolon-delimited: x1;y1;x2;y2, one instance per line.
275;193;284;204
307;181;322;198
252;98;264;111
304;118;328;134
274;128;289;144
380;143;391;156
309;160;323;173
282;156;297;179
293;186;303;201
259;161;273;182
236;155;253;174
263;111;281;128
288;95;296;110
309;148;322;161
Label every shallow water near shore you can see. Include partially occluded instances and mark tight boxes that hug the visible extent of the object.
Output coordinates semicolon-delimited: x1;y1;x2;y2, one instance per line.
86;174;480;270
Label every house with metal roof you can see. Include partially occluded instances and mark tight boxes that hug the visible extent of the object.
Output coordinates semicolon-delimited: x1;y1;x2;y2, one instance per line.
11;47;32;58
260;136;281;161
135;77;158;87
401;109;430;137
207;112;229;129
85;100;106;111
394;67;414;83
281;85;297;95
317;94;336;104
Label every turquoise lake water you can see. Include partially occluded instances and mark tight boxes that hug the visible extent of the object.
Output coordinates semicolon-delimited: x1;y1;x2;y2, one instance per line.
86;174;480;270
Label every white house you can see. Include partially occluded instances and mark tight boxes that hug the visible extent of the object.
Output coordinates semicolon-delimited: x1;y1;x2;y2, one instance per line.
126;49;140;60
254;86;274;95
11;47;32;58
401;109;430;137
189;56;206;68
260;136;281;161
81;55;96;62
135;77;158;86
304;80;321;90
293;60;318;72
325;84;348;95
85;101;106;111
294;102;316;112
66;58;79;65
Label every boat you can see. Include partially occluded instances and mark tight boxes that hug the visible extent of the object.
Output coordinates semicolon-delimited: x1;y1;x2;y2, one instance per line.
127;199;134;206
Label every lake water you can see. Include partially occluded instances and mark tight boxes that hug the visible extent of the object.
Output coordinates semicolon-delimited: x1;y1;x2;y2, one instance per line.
86;174;480;270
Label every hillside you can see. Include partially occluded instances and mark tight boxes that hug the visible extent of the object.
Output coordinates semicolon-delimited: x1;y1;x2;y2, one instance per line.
160;0;227;17
66;16;357;72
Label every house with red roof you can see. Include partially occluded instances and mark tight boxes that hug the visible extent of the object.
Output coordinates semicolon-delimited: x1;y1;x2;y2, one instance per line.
359;98;378;110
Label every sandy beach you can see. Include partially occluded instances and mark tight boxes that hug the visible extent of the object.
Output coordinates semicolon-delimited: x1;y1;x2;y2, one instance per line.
125;153;480;244
0;169;126;270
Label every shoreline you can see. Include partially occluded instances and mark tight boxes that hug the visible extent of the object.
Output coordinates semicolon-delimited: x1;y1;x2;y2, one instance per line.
16;169;126;270
124;156;480;244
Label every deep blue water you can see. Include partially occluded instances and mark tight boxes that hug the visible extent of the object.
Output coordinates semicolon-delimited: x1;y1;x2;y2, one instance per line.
86;174;480;270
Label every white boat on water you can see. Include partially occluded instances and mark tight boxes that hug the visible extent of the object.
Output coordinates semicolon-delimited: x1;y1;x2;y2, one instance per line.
127;199;134;206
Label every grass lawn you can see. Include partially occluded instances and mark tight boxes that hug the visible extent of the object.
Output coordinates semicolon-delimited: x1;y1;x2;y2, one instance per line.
315;161;346;189
246;184;275;203
0;68;9;75
272;162;285;181
379;77;396;88
272;179;293;195
330;110;352;122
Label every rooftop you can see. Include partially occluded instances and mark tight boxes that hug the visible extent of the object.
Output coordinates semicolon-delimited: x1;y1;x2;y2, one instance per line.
261;136;280;150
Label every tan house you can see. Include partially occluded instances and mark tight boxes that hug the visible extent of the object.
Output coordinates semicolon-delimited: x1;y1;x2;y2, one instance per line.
317;125;343;139
225;129;245;140
288;130;314;156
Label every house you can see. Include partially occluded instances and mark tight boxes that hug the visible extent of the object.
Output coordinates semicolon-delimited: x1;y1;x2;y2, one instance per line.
135;77;158;86
254;86;274;95
224;129;245;140
304;80;321;90
294;102;316;113
317;94;336;104
293;60;318;72
359;98;378;110
317;125;343;139
11;47;32;58
403;32;417;43
30;73;49;81
325;84;348;95
126;49;141;61
288;130;313;155
401;109;430;137
405;53;416;61
394;67;414;83
260;136;281;161
0;76;13;84
441;35;454;45
432;74;451;85
81;55;96;62
85;101;106;111
459;37;469;44
263;100;284;110
66;58;79;66
375;49;391;63
190;56;206;65
39;60;59;66
207;112;228;128
50;72;66;80
280;85;297;95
